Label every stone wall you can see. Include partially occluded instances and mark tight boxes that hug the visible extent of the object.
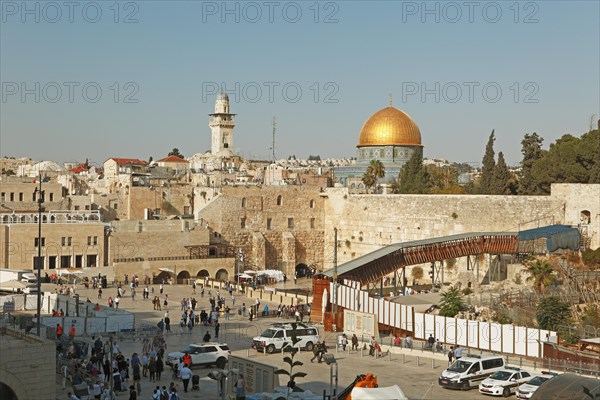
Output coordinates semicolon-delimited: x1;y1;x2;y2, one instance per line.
0;328;56;400
109;220;210;262
196;185;325;275
321;188;567;266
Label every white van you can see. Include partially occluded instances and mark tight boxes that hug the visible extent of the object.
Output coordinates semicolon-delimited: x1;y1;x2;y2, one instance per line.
252;323;319;353
438;355;506;390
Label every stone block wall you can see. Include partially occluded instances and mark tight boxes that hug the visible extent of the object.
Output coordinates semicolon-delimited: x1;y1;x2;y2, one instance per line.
0;328;56;400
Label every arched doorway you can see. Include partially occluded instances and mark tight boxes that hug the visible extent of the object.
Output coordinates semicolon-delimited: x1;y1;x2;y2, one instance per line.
295;263;313;278
177;270;191;284
215;268;229;281
196;270;209;278
0;381;19;400
155;271;171;284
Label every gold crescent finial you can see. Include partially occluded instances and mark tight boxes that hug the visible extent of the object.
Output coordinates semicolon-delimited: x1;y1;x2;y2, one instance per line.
388;94;393;107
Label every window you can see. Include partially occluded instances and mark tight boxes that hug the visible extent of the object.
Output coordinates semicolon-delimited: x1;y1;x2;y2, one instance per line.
310;199;315;208
184;206;190;214
10;192;14;201
49;193;54;201
34;237;46;247
521;371;531;378
68;237;72;246
288;218;294;228
276;195;282;206
61;237;66;246
482;358;504;370
241;217;246;229
0;192;4;201
87;236;92;245
202;346;217;353
19;192;23;201
75;206;80;211
93;236;98;245
113;203;118;209
310;218;315;229
241;197;247;208
274;330;284;338
85;205;90;210
469;363;480;374
267;218;272;230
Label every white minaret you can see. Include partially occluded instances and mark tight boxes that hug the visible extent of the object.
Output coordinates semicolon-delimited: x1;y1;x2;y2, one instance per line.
209;91;236;155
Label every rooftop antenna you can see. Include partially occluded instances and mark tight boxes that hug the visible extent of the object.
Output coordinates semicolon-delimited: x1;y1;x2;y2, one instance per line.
271;116;277;162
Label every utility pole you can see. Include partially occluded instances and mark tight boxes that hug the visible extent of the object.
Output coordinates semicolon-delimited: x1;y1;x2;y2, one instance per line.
35;175;45;337
333;228;338;318
271;117;277;162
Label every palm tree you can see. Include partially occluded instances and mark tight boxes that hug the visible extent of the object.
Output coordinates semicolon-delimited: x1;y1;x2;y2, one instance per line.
362;160;385;193
369;159;385;181
526;259;557;292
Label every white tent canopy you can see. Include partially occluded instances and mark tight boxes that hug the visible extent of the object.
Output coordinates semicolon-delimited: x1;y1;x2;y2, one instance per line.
350;385;408;400
0;280;28;289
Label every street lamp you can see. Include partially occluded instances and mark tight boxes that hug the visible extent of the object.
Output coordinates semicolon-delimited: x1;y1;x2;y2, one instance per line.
34;176;45;337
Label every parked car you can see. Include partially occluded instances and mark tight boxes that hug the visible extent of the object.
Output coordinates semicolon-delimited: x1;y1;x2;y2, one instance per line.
439;355;506;390
252;323;319;353
166;342;230;369
478;367;533;397
515;373;558;399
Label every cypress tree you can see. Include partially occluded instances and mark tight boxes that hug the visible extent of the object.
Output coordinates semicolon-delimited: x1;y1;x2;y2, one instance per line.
478;130;496;194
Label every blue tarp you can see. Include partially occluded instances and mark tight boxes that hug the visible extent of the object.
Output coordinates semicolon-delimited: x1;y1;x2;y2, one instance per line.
518;225;580;252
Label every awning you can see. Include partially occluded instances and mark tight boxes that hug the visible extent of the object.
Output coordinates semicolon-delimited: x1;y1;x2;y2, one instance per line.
518;225;580;252
158;268;175;274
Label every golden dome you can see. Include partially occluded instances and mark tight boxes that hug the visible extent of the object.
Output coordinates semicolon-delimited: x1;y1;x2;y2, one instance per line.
358;106;422;147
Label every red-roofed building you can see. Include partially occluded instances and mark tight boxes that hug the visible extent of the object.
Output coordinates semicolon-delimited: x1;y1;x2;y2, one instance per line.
155;155;189;174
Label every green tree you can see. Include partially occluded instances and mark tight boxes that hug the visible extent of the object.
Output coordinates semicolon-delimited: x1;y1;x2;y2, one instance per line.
526;259;557;292
528;128;599;194
536;296;572;331
494;152;514;194
274;323;308;399
518;132;544;194
168;148;184;158
478;130;496;194
393;151;430;194
438;286;465;317
427;165;464;194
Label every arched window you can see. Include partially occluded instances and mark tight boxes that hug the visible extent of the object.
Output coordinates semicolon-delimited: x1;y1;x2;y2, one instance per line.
309;199;315;208
241;197;247;208
276;195;282;206
580;210;591;224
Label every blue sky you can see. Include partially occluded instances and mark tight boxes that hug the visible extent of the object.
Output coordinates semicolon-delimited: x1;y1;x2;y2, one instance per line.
1;1;599;166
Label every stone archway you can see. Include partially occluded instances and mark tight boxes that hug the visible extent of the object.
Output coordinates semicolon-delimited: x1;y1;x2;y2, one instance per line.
196;270;210;278
0;382;18;400
155;271;171;284
215;268;229;281
177;270;191;284
295;263;313;278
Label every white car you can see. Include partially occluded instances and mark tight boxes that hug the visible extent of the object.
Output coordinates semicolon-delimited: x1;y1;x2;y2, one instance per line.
515;373;557;399
166;342;230;369
478;368;533;397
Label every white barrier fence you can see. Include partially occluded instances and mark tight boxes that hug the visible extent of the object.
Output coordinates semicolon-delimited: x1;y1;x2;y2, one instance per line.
333;280;555;358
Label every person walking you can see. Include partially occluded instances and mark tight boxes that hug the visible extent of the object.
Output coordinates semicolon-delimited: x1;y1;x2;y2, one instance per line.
351;334;359;351
341;334;348;351
180;365;192;392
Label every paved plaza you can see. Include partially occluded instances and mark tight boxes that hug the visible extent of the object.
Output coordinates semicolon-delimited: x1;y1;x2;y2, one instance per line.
47;280;484;400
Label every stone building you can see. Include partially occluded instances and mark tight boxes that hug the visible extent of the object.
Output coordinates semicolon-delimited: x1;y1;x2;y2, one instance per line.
0;181;66;212
0;210;105;269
